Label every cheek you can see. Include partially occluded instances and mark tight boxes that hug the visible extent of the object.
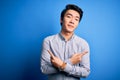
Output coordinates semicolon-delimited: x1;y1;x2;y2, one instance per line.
64;18;70;23
75;22;79;26
63;20;69;26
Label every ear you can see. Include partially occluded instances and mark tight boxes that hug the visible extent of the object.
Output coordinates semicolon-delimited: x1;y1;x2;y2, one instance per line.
60;18;63;24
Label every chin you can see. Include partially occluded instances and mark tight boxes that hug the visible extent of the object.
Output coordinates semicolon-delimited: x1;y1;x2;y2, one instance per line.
66;30;74;33
68;29;74;32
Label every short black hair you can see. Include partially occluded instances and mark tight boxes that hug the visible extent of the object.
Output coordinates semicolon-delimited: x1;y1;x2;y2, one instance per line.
60;4;83;25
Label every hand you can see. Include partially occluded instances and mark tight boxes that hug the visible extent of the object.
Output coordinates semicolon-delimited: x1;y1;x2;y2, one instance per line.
70;51;88;65
47;50;64;68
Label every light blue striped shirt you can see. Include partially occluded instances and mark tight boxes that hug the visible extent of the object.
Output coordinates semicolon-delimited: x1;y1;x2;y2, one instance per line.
40;33;90;80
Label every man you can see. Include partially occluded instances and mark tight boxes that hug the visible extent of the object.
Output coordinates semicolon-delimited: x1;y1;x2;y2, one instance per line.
40;4;90;80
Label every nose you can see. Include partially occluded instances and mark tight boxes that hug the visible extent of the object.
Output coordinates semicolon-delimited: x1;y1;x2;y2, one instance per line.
69;18;74;24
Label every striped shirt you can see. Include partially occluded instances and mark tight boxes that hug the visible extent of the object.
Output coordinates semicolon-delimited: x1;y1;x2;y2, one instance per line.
40;33;90;80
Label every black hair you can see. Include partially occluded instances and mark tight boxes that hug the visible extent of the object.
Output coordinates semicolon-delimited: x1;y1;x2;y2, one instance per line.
60;4;83;25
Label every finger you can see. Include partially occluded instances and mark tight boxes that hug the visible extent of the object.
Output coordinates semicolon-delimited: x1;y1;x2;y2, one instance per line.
81;51;88;56
51;59;55;62
47;50;55;58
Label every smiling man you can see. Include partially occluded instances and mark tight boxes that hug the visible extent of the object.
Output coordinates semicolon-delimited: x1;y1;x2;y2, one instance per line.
40;4;90;80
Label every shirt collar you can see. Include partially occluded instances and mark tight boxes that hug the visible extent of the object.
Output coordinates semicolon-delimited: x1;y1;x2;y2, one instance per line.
59;33;75;41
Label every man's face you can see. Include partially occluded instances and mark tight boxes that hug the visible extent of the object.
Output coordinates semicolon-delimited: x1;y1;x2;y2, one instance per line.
61;10;80;33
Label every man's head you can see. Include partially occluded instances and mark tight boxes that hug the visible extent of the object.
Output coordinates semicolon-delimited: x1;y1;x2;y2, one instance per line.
60;4;83;33
60;4;83;26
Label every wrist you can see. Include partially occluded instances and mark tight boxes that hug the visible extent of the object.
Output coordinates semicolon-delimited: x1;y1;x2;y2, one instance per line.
60;62;66;70
69;59;74;65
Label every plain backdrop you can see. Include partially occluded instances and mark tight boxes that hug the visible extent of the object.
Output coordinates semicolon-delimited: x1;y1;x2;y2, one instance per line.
0;0;120;80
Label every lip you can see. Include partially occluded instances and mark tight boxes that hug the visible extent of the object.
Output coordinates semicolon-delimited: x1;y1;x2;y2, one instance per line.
68;24;74;28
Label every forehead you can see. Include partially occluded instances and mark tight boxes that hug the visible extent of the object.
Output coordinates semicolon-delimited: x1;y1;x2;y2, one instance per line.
65;9;80;18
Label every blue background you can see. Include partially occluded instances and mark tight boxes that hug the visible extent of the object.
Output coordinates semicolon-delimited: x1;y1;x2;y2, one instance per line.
1;0;120;80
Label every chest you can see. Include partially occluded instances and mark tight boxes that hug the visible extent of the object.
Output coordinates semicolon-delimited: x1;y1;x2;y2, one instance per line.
50;40;83;60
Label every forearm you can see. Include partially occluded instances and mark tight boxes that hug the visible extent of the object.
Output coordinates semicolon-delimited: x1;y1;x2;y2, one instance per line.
63;55;90;78
41;62;58;74
63;63;90;78
40;54;59;74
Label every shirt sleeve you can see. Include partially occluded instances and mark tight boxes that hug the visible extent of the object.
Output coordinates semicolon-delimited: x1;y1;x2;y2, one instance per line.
64;40;90;78
40;38;58;74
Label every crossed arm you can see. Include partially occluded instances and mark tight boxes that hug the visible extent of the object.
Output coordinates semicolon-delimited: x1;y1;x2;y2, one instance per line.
40;40;90;78
47;50;88;70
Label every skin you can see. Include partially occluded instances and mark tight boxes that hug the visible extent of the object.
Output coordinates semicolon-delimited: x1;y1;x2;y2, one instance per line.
48;10;88;69
61;10;80;41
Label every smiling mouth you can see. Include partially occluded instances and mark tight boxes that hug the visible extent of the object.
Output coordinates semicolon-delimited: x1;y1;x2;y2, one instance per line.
68;25;74;28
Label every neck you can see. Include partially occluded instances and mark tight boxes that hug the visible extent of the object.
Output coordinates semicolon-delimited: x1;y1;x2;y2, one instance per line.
61;30;74;41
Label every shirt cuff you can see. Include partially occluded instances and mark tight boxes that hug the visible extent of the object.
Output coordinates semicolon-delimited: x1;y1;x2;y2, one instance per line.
64;59;73;65
63;63;73;73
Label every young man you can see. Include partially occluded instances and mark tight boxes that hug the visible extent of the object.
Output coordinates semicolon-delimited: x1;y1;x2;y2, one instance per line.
40;4;90;80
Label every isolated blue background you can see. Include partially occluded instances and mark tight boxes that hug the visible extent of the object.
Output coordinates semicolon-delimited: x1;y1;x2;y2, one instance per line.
1;0;120;80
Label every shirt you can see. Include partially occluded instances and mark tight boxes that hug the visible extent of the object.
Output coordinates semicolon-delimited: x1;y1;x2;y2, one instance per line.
40;33;90;80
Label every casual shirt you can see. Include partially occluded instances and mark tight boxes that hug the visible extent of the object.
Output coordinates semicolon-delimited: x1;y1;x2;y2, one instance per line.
40;33;90;80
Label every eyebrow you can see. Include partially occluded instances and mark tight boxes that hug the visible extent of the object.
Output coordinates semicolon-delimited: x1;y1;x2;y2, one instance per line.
66;13;80;19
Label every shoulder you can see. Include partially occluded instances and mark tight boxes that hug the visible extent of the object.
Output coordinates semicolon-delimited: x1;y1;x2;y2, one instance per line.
74;35;90;51
74;35;89;46
74;35;88;43
43;34;59;42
